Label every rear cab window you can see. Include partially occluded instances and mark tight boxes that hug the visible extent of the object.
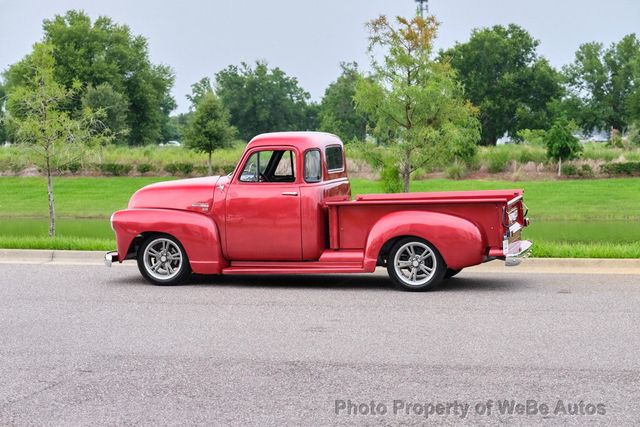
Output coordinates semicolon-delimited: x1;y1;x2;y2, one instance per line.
304;150;322;183
325;145;344;172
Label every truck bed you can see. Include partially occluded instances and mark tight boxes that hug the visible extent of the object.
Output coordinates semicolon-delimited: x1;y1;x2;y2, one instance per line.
326;190;523;251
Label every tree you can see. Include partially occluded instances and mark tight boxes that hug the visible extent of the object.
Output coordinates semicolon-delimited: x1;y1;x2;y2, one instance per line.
563;34;640;133
184;92;236;175
0;82;6;144
3;10;175;145
441;24;562;145
186;77;214;109
81;83;129;144
5;44;112;236
545;119;582;176
215;61;312;140
354;15;481;192
319;62;369;141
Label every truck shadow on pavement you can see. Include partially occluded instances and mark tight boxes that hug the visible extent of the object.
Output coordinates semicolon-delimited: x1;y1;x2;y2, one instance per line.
114;273;519;292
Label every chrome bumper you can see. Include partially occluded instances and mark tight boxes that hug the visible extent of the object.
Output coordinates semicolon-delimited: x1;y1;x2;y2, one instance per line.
104;251;118;267
505;240;533;267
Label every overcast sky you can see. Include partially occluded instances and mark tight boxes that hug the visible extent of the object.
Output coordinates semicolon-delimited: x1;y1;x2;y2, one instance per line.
1;0;639;113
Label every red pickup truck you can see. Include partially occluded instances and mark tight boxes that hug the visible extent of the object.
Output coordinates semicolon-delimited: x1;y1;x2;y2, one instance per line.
106;132;531;291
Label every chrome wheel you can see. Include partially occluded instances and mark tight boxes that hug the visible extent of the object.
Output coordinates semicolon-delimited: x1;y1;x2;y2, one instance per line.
143;238;183;281
393;241;437;287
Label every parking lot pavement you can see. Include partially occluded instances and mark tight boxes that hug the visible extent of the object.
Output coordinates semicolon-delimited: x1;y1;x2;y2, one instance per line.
1;263;639;425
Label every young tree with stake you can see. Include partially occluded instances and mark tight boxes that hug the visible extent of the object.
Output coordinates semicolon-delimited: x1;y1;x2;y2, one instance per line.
5;43;112;237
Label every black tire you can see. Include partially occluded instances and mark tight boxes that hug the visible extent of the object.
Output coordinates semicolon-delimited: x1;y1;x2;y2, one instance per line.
444;268;462;279
386;237;446;291
137;234;191;286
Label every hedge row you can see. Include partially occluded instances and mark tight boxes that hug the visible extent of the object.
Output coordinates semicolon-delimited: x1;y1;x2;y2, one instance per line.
600;162;640;176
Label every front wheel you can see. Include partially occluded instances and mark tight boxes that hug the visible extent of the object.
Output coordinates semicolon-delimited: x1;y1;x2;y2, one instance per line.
137;234;191;286
387;237;445;291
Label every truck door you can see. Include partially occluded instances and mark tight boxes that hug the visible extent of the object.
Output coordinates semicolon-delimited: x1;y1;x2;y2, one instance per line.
225;148;302;261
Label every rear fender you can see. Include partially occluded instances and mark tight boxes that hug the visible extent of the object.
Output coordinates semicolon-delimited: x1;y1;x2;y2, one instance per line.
111;209;226;274
363;210;484;271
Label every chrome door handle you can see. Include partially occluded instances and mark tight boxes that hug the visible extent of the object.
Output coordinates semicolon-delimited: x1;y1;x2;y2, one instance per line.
281;191;298;196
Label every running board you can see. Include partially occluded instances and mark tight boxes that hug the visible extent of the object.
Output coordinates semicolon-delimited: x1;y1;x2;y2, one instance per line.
222;264;366;275
223;250;366;275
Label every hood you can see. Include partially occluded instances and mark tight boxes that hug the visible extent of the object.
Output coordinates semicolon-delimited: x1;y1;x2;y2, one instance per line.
128;176;221;213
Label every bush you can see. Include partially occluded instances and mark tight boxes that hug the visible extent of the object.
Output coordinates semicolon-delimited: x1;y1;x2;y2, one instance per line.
136;163;153;174
600;162;640;176
445;160;467;180
561;164;578;176
164;162;194;176
577;164;594;178
99;163;133;176
486;149;510;173
381;163;402;193
66;162;81;174
193;165;209;176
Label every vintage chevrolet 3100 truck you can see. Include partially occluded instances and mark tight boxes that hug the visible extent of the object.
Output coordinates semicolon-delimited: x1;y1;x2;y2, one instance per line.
106;132;532;291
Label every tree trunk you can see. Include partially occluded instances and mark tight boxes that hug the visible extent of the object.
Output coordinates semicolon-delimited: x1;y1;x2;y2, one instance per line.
45;155;56;237
558;157;562;177
402;152;411;193
208;151;212;176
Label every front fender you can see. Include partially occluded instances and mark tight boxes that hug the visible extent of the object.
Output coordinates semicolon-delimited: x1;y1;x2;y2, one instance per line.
111;208;226;274
363;210;484;271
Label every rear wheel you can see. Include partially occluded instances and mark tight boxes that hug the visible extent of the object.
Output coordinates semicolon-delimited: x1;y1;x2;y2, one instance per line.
444;268;462;279
137;235;191;286
387;237;445;291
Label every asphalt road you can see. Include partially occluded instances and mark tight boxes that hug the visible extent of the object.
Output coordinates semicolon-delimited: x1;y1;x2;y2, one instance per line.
1;263;639;426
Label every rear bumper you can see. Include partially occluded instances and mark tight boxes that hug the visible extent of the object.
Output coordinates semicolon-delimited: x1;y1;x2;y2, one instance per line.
104;251;118;267
505;240;533;267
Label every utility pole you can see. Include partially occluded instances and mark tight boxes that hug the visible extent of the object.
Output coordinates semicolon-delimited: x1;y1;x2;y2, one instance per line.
415;0;429;17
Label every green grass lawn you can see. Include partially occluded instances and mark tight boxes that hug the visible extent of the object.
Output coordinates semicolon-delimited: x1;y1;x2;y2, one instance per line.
1;176;639;258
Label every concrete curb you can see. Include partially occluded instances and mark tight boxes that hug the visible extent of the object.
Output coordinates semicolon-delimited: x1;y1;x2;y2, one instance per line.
0;249;639;274
0;249;114;266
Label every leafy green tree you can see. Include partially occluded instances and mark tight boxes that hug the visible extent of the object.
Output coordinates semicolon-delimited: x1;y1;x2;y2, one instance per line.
0;82;6;144
186;77;214;109
3;10;175;145
441;24;562;145
544;119;582;176
81;83;129;144
319;62;369;141
355;15;481;192
5;44;112;236
563;34;640;133
184;92;236;175
215;61;312;140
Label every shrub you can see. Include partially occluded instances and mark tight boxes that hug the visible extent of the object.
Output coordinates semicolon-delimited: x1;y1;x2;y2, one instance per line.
136;163;153;174
577;164;595;178
164;162;194;176
561;164;578;176
99;163;133;176
600;162;640;176
381;163;402;193
486;149;510;173
445;160;467;180
66;162;82;174
193;165;209;176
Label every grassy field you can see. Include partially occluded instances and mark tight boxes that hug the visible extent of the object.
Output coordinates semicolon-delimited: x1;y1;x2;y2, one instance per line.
1;176;639;258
